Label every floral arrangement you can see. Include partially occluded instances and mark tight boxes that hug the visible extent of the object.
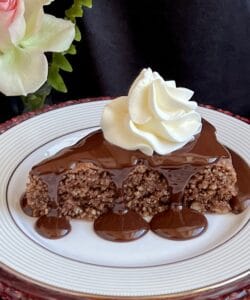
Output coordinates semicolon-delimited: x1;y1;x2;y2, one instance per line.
0;0;92;110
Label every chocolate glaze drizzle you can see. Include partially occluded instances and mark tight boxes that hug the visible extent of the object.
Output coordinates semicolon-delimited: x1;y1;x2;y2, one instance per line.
150;206;207;240
21;119;250;241
31;120;229;204
35;214;71;239
94;210;149;242
228;148;250;213
20;195;33;217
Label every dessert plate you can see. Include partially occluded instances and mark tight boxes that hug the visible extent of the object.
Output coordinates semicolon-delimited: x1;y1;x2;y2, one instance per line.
0;100;249;299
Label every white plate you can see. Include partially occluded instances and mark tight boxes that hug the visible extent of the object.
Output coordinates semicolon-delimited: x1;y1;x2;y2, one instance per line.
0;100;249;298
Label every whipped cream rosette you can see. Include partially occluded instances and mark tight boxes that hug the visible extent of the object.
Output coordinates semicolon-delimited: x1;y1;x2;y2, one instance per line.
101;68;202;155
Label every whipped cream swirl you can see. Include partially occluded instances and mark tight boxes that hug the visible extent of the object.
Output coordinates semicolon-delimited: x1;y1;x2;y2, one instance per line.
101;68;202;156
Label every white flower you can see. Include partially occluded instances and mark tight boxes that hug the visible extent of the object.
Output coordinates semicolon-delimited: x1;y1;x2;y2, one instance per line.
0;0;75;96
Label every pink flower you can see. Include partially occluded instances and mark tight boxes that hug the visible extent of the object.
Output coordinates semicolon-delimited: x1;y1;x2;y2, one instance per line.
0;0;25;50
0;0;75;96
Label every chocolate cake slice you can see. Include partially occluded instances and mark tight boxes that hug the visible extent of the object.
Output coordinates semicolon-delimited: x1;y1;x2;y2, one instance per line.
25;119;237;221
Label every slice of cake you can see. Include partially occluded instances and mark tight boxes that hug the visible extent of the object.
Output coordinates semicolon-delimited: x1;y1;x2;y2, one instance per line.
25;68;238;223
26;123;237;221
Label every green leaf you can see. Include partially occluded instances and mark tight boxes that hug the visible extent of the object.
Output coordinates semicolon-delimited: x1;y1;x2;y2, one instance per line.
21;82;52;111
66;44;77;55
48;65;67;93
65;15;75;22
82;0;92;8
21;94;47;111
75;25;82;41
53;53;73;72
65;4;83;18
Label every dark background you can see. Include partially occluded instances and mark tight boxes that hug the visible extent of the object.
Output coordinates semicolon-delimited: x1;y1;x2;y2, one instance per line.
0;0;250;123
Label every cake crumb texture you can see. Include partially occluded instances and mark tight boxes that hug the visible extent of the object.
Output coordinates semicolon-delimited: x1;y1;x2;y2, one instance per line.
184;159;237;213
26;159;237;220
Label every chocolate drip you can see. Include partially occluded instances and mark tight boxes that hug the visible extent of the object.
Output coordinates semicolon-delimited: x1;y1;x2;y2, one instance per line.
94;210;149;242
39;174;62;207
35;210;71;239
150;206;207;240
20;194;33;217
20;198;71;239
228;148;250;213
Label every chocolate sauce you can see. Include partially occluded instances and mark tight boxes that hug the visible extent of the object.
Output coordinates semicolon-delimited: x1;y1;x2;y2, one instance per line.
94;210;149;242
228;148;250;213
150;206;207;240
21;119;249;241
31;120;229;207
20;196;72;239
20;194;33;217
35;214;71;239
